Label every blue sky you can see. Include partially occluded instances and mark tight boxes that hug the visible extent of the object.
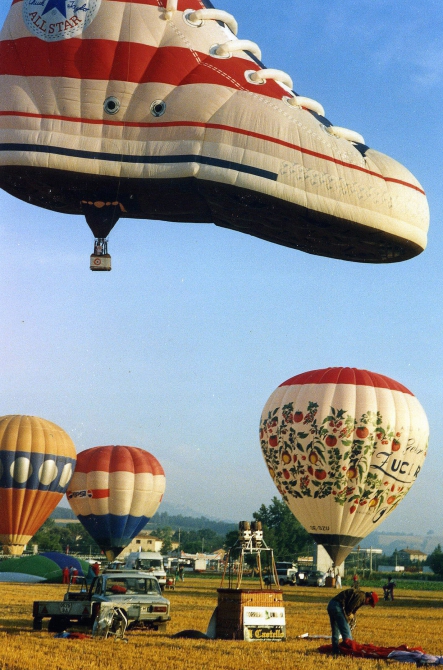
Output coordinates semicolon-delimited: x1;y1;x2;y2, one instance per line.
1;0;442;536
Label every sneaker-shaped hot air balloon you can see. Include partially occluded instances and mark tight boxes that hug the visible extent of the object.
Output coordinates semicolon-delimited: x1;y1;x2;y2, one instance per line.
66;445;165;560
0;0;429;268
0;415;77;556
260;368;429;566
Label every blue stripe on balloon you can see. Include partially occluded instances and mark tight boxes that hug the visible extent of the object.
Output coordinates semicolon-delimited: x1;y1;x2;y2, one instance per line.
0;450;76;493
41;552;85;575
0;144;278;182
77;513;151;549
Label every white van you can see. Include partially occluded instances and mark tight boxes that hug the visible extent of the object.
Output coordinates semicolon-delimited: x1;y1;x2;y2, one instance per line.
124;552;167;588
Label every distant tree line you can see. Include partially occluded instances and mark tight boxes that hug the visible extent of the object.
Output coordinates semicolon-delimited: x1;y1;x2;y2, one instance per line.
149;511;236;536
31;518;102;555
427;544;443;576
36;498;311;559
224;497;312;561
36;502;443;571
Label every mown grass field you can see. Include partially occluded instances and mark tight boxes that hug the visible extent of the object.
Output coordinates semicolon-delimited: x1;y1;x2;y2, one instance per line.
1;577;442;670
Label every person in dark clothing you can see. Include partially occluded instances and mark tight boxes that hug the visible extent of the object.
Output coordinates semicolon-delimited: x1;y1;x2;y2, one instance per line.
383;577;396;601
327;588;379;654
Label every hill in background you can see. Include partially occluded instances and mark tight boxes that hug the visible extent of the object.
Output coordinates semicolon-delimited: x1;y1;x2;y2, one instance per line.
361;530;442;555
52;502;236;536
53;503;442;556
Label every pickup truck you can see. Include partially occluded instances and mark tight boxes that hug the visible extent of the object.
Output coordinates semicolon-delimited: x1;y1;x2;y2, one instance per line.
32;570;170;633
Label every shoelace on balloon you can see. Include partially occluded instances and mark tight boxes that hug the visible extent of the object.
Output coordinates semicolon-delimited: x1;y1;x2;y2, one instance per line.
163;1;365;144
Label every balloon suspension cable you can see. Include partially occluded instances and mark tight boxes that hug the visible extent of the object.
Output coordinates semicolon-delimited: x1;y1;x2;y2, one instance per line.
220;549;230;589
221;521;276;590
256;552;263;589
93;237;108;256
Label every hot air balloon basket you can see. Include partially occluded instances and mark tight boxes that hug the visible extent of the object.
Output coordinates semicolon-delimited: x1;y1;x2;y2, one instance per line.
215;589;285;641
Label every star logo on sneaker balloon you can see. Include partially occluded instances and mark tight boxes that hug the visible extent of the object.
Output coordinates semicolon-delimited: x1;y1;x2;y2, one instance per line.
23;0;101;41
42;0;68;18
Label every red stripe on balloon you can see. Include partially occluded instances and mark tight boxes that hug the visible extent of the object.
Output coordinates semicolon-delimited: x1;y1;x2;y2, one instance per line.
75;445;165;475
0;110;426;195
0;39;282;97
12;0;205;7
89;489;110;498
279;368;413;395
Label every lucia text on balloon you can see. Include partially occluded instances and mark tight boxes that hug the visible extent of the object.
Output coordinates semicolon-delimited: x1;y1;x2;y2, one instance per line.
371;451;422;484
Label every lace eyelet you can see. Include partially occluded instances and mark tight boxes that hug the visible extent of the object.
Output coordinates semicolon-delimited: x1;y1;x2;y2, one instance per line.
103;97;120;115
183;9;203;27
245;70;266;85
209;44;232;59
150;100;166;117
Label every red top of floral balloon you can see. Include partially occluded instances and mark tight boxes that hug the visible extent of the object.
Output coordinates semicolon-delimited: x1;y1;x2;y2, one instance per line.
279;367;413;395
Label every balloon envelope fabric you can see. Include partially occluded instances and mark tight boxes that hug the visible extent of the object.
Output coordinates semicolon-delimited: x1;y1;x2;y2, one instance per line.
0;0;429;263
0;552;94;583
0;415;77;556
67;445;165;561
260;368;429;565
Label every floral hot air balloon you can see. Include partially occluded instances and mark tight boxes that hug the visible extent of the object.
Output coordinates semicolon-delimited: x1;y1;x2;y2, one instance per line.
0;415;77;556
260;368;429;565
66;445;165;560
0;0;429;268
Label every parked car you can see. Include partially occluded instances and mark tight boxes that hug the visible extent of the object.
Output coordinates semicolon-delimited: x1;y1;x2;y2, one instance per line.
124;552;167;589
306;570;326;586
263;570;296;586
33;570;171;632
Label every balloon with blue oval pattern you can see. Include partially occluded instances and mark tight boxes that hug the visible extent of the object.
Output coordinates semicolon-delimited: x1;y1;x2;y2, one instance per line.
66;445;166;561
0;415;77;556
260;367;429;565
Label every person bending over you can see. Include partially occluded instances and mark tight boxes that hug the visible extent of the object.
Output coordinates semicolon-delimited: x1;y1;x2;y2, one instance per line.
327;588;378;655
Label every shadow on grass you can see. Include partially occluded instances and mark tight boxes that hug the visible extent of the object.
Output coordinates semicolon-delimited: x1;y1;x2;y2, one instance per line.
0;619;35;634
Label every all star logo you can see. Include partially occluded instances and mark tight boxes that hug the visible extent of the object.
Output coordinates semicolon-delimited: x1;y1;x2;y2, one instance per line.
23;0;101;41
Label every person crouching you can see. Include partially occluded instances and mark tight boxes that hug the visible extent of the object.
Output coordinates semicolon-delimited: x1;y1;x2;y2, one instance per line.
327;588;379;655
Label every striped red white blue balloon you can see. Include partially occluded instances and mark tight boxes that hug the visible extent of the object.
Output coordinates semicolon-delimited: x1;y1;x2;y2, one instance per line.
66;445;165;561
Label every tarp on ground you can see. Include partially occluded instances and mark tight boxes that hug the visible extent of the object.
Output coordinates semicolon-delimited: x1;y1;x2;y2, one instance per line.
318;638;426;659
0;552;94;583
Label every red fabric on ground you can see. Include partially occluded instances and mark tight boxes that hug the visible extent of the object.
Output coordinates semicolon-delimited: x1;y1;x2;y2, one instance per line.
318;638;426;658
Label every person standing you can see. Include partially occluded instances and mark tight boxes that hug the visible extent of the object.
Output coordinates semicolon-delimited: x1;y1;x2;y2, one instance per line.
383;577;396;601
327;589;378;655
353;573;359;589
